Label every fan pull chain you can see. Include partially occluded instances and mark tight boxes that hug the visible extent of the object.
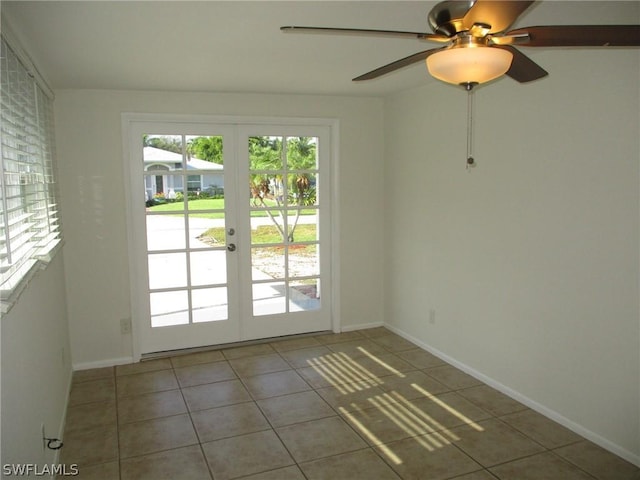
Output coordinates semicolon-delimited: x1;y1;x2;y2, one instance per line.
465;82;476;170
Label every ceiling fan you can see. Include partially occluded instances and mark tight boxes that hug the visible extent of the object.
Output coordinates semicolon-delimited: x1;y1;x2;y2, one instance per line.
281;0;640;89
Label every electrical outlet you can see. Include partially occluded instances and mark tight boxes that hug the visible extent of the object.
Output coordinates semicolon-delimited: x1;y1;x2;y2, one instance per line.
428;309;436;325
120;318;132;334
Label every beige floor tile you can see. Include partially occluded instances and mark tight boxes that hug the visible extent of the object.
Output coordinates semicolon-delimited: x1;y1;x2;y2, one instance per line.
279;345;334;368
489;451;595;480
554;440;640;480
243;370;311;399
169;349;225;368
447;471;499;480
457;385;527;416
377;370;451;399
296;363;380;390
117;389;186;424
65;400;116;433
72;367;114;384
59;423;118;467
58;327;640;480
373;435;483;480
270;336;323;352
174;361;236;387
313;330;366;344
118;414;198;458
316;382;392;413
182;379;252;411
300;448;401;479
239;466;306;480
191;402;270;442
222;342;276;359
116;358;172;376
396;349;447;369
424;365;483;390
372;333;417;352
276;416;368;463
500;409;583;449
258;390;336;427
120;444;212;480
229;353;291;378
68;461;119;480
341;402;433;446
326;339;389;358
404;392;492;431
116;369;178;397
359;327;392;338
346;353;416;379
450;418;545;467
68;377;116;407
316;352;386;384
202;430;294;480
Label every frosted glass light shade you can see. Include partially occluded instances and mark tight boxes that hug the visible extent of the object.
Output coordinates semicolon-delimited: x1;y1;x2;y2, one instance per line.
426;46;513;85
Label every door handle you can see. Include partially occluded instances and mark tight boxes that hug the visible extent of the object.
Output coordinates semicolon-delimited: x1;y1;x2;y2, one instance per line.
227;243;236;252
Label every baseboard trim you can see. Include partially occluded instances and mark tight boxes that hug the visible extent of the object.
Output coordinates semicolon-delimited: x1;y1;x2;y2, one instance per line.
341;321;384;332
384;324;640;467
72;356;134;371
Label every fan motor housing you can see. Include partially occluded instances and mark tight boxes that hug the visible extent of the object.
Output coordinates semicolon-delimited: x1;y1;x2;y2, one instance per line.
428;0;476;37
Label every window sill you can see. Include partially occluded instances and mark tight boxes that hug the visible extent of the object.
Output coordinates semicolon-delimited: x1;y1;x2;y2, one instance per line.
1;240;64;315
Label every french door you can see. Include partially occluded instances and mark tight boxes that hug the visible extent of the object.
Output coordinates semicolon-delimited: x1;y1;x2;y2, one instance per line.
124;117;333;356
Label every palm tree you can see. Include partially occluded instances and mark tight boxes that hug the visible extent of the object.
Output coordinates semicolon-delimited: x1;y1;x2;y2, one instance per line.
249;136;316;242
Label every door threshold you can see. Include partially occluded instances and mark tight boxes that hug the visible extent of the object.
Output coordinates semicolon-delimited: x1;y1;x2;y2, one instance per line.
141;330;333;361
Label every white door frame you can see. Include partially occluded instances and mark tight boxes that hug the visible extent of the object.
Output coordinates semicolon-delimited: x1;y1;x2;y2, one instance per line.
122;113;341;361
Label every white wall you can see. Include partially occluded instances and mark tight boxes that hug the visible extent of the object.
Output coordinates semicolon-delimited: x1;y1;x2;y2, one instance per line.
383;48;640;463
54;90;385;367
1;253;72;467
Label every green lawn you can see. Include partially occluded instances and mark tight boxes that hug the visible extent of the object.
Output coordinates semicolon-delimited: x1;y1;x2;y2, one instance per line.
200;223;317;246
148;198;316;219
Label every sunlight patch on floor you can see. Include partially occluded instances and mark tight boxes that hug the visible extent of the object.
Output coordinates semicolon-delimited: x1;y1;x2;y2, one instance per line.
411;383;485;432
307;353;383;394
357;347;407;378
339;406;404;465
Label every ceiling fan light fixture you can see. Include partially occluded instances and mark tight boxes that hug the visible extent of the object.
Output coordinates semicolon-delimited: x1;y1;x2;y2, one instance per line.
426;44;513;85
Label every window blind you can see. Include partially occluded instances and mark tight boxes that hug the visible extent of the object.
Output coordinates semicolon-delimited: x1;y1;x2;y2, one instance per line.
0;36;61;298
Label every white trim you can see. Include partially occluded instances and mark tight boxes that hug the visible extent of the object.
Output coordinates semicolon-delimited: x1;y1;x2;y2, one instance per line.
341;321;384;333
72;357;135;371
122;113;341;357
0;240;64;314
330;120;341;334
384;323;640;467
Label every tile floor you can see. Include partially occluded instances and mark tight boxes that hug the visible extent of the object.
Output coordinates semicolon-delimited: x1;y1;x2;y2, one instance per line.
61;328;640;480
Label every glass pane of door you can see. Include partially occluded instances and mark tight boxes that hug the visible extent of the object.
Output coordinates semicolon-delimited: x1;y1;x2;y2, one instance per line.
248;135;321;316
143;134;231;328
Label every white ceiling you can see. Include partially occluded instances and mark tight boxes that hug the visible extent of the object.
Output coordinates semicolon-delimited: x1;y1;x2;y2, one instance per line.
2;1;638;97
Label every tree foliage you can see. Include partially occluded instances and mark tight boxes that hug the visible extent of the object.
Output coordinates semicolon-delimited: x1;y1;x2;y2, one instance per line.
249;136;317;242
144;135;182;154
188;136;223;164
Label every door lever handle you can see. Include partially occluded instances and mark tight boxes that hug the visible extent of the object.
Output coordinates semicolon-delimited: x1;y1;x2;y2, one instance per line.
227;243;236;252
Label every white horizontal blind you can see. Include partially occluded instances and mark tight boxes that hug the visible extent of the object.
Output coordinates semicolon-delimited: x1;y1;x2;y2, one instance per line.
0;36;61;296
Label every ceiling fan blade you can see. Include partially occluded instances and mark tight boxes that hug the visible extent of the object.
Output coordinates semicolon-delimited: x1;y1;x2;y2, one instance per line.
462;0;535;34
506;25;640;47
353;48;444;81
280;26;450;42
494;45;548;83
